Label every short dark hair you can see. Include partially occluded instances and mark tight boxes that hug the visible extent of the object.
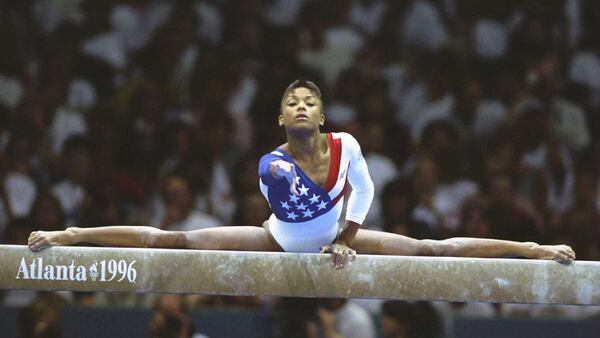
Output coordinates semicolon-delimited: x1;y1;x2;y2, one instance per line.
281;80;322;101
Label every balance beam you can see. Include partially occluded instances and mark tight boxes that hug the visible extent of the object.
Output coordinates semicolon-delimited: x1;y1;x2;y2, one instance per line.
0;245;598;305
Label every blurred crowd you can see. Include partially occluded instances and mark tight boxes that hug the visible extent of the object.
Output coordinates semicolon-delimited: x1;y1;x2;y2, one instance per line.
1;0;600;337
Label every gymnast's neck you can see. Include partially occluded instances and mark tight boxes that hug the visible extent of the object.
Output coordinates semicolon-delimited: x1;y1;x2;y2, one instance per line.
284;130;327;162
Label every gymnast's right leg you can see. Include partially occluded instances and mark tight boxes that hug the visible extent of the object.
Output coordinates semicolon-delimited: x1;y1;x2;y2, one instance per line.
351;229;575;263
28;224;283;252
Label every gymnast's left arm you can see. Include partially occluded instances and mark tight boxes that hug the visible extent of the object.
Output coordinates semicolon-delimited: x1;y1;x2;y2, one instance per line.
322;134;374;269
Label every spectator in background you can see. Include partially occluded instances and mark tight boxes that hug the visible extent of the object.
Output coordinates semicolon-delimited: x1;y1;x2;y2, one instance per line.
0;130;39;233
0;6;27;111
47;77;94;156
528;55;590;152
486;172;542;243
380;178;416;237
456;76;507;140
400;0;448;52
3;217;37;246
234;192;270;227
51;135;92;226
231;157;272;227
324;69;361;132
314;298;376;338
459;198;493;239
152;175;219;232
349;0;388;36
78;185;120;228
202;112;239;223
361;123;399;230
396;50;458;143
232;155;262;197
532;139;576;227
410;156;444;238
379;300;412;338
562;169;600;260
418;120;479;233
0;104;11;154
155;122;197;179
275;298;376;338
29;191;65;232
481;129;520;186
148;294;208;338
380;300;442;338
298;0;365;85
274;298;318;338
20;291;69;338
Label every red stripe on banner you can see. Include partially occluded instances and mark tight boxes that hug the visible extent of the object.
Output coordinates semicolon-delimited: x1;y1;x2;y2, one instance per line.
324;133;342;192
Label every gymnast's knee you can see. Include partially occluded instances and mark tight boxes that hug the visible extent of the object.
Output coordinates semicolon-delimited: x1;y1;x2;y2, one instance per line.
417;239;456;256
179;230;220;250
145;229;191;249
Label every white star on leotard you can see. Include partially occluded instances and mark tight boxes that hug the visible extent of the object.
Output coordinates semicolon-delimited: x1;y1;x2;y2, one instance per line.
280;201;291;210
289;194;300;203
302;209;314;218
296;202;307;210
286;212;298;220
298;184;309;196
317;200;328;210
309;194;320;204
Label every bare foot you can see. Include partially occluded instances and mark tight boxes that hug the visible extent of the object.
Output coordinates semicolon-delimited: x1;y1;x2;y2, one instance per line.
28;230;71;252
534;244;576;264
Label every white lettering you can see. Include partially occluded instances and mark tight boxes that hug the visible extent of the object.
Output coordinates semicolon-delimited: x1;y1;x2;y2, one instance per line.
37;258;43;279
56;265;68;281
43;264;55;280
29;259;37;279
15;257;136;283
76;266;86;281
68;261;76;280
16;258;30;279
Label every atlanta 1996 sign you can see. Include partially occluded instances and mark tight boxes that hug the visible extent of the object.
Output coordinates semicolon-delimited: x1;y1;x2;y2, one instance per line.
15;257;137;283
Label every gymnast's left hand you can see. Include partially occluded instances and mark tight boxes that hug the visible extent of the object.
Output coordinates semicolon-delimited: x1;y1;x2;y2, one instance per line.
320;241;356;269
534;244;576;264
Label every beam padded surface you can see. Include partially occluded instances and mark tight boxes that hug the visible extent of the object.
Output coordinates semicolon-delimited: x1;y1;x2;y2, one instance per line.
0;245;599;305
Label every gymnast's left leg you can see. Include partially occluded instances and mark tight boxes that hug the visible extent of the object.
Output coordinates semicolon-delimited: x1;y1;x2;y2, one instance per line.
28;224;283;252
351;229;576;263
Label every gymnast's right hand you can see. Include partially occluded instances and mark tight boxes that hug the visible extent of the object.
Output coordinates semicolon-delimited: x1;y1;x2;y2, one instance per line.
269;159;300;195
28;230;72;251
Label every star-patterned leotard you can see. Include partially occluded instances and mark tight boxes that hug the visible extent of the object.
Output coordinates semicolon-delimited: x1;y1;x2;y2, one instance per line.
258;132;374;252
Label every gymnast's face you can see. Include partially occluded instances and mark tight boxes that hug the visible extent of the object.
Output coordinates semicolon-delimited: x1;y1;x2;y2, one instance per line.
278;87;324;131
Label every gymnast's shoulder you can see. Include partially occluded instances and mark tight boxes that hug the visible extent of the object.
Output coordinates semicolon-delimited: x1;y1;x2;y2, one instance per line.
327;131;362;151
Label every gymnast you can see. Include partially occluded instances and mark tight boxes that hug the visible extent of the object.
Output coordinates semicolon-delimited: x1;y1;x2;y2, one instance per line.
28;80;576;269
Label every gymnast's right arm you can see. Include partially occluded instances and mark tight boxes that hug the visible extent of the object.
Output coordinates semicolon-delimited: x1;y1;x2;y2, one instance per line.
259;153;299;195
28;226;187;252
